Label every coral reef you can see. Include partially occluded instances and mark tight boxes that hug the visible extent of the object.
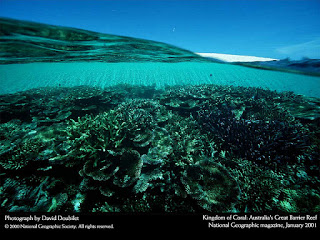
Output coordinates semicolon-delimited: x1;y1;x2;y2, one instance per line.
198;105;309;168
0;84;319;213
181;159;240;211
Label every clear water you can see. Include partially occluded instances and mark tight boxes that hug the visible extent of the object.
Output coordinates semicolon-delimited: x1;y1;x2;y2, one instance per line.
1;17;319;97
1;18;320;214
1;61;320;97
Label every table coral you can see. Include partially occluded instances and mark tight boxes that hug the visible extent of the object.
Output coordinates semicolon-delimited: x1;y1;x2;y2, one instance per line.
0;84;319;213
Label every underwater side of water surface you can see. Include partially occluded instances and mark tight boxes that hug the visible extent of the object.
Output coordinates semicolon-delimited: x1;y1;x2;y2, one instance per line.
1;17;319;97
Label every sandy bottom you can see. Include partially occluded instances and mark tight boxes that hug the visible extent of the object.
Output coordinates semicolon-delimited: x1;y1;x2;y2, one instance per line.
0;61;319;98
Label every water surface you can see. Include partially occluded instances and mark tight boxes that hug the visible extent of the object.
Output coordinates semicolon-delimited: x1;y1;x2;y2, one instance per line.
1;17;319;97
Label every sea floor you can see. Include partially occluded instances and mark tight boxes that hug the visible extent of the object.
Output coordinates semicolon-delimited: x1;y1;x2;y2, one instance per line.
1;62;320;98
0;84;319;213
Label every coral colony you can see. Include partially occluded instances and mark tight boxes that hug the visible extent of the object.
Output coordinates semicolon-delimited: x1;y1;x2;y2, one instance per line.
0;84;319;212
0;17;319;214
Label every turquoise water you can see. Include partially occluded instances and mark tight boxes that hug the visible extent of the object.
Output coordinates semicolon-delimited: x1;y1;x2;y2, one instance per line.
1;17;319;97
1;18;320;214
1;61;320;97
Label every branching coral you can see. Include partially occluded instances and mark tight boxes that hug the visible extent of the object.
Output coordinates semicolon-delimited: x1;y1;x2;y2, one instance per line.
275;188;320;213
0;137;45;170
223;158;284;212
64;110;124;160
0;176;68;212
198;104;310;168
0;84;319;213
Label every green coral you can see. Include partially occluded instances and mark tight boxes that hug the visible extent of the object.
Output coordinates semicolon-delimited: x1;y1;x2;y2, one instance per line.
0;137;45;170
63;111;124;162
276;188;320;213
0;176;68;212
181;159;240;211
225;158;284;212
0;84;319;213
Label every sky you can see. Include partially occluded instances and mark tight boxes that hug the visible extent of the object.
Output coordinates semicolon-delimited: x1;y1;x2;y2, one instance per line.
1;0;319;59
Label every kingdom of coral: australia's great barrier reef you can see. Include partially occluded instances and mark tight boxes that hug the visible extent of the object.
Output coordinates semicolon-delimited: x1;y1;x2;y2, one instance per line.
0;84;319;213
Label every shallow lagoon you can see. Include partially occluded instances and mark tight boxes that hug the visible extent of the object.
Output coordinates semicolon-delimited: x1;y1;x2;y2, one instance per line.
1;61;320;98
0;18;319;213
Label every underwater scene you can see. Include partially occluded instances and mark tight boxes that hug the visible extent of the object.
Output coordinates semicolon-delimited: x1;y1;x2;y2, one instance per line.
0;17;320;213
